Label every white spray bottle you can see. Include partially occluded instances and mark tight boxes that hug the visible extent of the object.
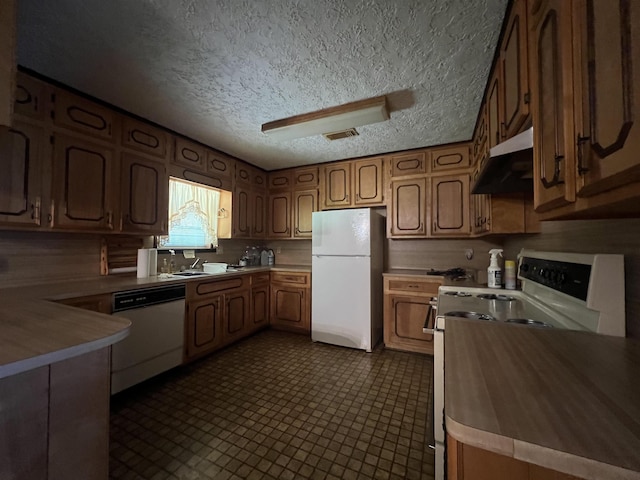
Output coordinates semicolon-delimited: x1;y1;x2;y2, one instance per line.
488;249;503;288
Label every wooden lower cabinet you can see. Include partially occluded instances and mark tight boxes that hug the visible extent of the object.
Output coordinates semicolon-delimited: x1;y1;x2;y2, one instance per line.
270;271;311;334
383;276;440;355
185;295;224;360
222;290;250;344
250;273;270;332
0;348;110;480
447;436;583;480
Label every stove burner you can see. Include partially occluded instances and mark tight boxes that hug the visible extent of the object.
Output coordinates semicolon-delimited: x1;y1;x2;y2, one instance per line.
476;294;515;301
444;291;472;297
506;318;554;328
444;311;496;321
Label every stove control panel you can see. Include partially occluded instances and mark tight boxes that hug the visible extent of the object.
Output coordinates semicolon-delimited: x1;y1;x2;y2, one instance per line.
519;257;590;301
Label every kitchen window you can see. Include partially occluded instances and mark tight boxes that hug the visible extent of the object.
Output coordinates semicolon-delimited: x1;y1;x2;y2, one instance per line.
157;177;229;249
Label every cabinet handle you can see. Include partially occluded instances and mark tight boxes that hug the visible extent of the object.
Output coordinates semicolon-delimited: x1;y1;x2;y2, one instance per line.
408;285;420;289
345;194;349;202
295;227;300;234
31;197;41;225
577;134;591;175
540;154;565;188
106;211;114;229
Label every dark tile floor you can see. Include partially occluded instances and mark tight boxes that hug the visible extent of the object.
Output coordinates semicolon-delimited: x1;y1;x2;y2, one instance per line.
109;330;435;480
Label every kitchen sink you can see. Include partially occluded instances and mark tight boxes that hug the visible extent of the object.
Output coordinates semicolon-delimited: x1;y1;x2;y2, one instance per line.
172;271;210;277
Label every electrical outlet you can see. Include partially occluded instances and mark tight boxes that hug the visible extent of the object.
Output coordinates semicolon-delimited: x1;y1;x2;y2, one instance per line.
276;247;281;254
465;248;474;260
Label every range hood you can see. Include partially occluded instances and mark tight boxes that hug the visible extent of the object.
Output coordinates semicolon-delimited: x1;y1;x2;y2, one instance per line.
471;127;534;194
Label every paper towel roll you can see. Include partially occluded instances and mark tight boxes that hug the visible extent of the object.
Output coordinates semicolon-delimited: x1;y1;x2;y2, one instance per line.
137;249;149;278
147;248;158;276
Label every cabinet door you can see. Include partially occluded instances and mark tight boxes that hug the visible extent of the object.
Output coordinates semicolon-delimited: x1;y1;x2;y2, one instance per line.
487;66;502;148
390;151;428;177
173;137;205;171
530;0;576;212
251;189;267;238
431;145;471;172
120;153;168;233
14;72;47;121
268;170;292;190
574;0;640;197
270;285;309;333
268;191;291;238
206;151;234;179
223;290;249;344
250;285;270;331
472;104;488;165
353;157;384;205
51;134;115;231
389;177;427;237
186;296;223;359
321;163;351;209
500;0;530;139
121;117;170;161
0;0;16;126
293;167;319;188
293;189;317;238
52;91;115;142
233;187;251;238
383;294;434;355
431;174;470;236
0;121;44;227
236;161;252;186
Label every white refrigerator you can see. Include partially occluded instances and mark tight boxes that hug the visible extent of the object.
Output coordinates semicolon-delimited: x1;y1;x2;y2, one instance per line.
311;208;385;352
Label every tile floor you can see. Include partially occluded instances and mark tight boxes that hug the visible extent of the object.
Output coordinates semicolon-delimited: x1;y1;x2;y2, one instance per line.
109;330;435;480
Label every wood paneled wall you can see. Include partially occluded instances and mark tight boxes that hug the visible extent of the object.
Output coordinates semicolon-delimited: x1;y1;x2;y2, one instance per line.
503;219;640;340
0;231;102;288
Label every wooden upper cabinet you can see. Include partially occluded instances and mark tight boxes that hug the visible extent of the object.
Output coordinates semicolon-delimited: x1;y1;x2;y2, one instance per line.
232;187;251;238
251;189;267;238
431;145;471;172
321;162;351;209
573;0;640;198
487;66;502;148
121;117;170;161
206;151;234;179
293;189;317;238
0;121;44;227
0;0;16;126
120;153;168;234
431;173;470;236
235;161;252;185
173;137;206;171
529;0;576;212
389;177;427;237
293;167;319;188
390;151;428;177
353;157;385;206
268;191;291;238
51;134;115;231
52;90;115;142
14;72;47;121
268;170;292;190
500;0;530;139
472;104;488;164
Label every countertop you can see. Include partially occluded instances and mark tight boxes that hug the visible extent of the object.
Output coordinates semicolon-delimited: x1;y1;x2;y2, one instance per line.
0;264;310;379
445;318;640;479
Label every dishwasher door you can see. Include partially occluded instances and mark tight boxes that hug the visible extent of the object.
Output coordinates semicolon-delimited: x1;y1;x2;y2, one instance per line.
111;287;186;394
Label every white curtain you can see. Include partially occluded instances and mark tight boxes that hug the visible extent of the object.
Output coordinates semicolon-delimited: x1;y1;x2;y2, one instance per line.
158;177;220;248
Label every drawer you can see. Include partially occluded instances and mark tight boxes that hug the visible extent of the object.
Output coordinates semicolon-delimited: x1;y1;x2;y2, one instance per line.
191;276;247;297
251;272;270;285
271;272;309;286
387;279;440;295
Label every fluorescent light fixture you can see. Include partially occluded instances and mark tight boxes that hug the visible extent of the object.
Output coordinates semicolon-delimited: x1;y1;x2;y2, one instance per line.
261;95;389;141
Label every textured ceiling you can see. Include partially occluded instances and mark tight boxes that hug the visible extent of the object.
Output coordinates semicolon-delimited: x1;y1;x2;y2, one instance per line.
17;0;508;171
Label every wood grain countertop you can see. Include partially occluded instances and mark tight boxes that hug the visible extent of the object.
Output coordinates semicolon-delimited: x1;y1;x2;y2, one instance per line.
445;319;640;479
0;264;310;379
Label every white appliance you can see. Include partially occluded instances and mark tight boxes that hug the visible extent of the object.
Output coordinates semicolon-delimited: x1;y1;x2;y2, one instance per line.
111;284;186;394
428;249;625;480
311;208;384;352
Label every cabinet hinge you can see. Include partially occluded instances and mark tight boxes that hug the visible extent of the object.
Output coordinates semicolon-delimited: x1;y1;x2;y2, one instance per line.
524;92;531;104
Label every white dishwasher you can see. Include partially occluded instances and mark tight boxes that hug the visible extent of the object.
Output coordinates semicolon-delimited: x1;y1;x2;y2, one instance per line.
111;284;186;394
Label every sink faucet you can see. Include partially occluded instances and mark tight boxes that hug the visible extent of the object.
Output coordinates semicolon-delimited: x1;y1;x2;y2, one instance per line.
190;258;201;269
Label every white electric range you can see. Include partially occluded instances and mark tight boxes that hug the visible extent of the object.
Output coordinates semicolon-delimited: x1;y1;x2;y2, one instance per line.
428;249;626;480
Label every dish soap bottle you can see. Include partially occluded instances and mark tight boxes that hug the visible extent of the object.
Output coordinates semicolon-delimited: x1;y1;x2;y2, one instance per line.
488;249;503;288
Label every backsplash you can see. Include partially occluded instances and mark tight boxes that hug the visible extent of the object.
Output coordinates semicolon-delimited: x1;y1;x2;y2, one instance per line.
503;219;640;340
